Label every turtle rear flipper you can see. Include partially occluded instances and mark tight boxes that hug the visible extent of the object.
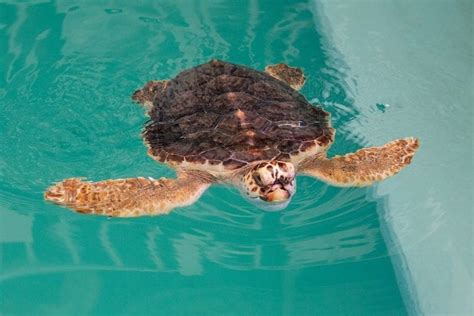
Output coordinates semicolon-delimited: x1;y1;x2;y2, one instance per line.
265;63;305;90
132;80;168;114
300;138;419;187
44;171;213;217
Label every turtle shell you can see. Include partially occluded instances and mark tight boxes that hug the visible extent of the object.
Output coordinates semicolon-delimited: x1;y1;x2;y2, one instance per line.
143;60;334;171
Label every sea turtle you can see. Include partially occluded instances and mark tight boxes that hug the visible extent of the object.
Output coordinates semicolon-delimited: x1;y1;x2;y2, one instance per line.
45;60;419;217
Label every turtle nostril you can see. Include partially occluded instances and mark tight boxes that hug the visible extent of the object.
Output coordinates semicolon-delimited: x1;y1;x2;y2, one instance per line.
277;176;289;185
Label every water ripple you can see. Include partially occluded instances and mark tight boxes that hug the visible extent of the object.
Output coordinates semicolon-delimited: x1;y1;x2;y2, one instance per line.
1;0;402;281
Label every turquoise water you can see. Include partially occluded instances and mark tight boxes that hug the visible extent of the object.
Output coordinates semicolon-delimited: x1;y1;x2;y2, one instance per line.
4;0;468;315
320;1;473;314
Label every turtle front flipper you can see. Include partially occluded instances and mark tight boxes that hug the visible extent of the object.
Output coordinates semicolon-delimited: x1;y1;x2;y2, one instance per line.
300;138;419;187
44;171;213;217
132;80;168;114
265;63;305;90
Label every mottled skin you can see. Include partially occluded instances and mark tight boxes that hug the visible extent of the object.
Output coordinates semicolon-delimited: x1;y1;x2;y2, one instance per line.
45;60;419;217
299;138;419;186
45;172;213;217
265;63;306;90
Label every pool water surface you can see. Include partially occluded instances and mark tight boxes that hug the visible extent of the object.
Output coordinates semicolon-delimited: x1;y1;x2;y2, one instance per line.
2;1;471;315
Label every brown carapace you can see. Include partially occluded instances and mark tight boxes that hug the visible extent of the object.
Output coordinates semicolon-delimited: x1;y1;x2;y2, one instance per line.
45;60;419;217
141;59;333;170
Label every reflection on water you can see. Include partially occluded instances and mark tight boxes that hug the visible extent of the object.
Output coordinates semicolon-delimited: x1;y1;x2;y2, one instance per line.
2;185;385;279
1;1;407;314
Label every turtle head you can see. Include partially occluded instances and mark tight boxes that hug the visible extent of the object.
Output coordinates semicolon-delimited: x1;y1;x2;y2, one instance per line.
239;161;296;210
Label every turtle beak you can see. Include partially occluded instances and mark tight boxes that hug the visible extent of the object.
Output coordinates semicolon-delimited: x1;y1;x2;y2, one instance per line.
264;177;296;203
265;188;290;202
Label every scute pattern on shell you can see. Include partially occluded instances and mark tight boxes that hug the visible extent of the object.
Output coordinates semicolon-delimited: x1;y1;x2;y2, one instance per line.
143;60;333;169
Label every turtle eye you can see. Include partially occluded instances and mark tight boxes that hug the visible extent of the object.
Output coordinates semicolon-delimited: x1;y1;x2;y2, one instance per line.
253;173;263;186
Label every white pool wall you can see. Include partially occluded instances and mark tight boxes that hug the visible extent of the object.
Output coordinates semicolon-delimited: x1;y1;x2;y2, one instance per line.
316;1;473;314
